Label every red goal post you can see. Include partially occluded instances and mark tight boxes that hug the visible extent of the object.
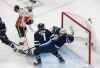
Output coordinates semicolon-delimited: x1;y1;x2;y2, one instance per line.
61;12;92;64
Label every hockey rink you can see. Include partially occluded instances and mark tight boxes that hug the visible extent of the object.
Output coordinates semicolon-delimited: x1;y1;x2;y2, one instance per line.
0;0;100;68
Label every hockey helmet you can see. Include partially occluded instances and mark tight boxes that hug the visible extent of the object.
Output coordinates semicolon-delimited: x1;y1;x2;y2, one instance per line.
37;23;45;30
14;5;20;12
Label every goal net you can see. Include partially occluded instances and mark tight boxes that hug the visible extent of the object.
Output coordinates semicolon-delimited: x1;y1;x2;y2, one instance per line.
61;12;92;64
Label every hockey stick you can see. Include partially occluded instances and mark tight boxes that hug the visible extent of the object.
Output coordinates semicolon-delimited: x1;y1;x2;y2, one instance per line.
12;42;20;46
23;46;35;52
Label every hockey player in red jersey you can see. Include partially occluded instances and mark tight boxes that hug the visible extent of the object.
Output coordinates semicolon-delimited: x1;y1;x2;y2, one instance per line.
13;0;43;55
14;4;34;50
13;3;35;55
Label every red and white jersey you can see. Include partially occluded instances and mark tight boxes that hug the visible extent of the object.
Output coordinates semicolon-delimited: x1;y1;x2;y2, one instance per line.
16;8;33;27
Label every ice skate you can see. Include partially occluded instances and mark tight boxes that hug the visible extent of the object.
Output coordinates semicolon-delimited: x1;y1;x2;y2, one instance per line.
33;60;41;65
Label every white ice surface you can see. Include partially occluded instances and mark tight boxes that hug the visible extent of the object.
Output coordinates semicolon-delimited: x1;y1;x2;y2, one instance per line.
0;0;100;68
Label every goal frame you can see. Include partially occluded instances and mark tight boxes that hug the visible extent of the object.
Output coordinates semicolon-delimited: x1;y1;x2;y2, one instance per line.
61;12;92;64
